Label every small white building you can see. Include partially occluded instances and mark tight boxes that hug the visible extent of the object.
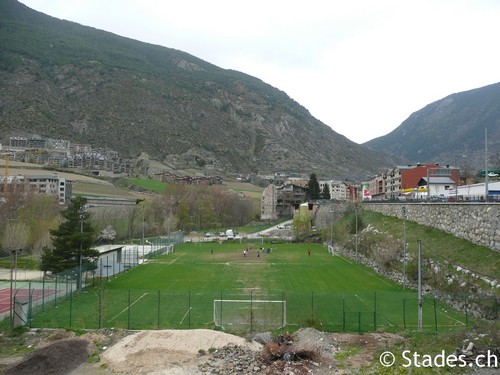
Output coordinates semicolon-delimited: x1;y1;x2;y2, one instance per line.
445;181;500;200
418;176;457;198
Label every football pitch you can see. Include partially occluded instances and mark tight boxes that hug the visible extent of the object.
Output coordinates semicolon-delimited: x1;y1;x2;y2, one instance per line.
30;242;468;332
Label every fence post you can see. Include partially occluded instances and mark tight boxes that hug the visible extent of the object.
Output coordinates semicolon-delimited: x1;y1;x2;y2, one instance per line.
250;290;253;332
188;291;191;329
311;291;314;318
403;299;406;329
127;290;131;329
373;292;377;332
28;282;32;328
157;290;161;330
42;275;45;312
54;275;58;307
433;297;438;331
69;282;73;328
358;312;361;333
281;291;285;328
464;297;468;326
220;291;223;328
98;287;102;329
342;298;345;332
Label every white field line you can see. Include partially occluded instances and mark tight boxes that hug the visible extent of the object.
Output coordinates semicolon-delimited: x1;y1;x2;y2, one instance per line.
354;294;395;326
179;307;192;325
167;253;185;265
108;292;148;323
438;308;466;326
166;280;178;290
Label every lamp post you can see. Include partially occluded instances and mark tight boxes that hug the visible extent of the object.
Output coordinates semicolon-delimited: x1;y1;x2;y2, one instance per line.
402;206;407;289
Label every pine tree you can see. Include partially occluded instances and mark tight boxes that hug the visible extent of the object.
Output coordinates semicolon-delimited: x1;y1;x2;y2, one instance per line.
41;197;98;275
321;183;331;200
306;173;321;200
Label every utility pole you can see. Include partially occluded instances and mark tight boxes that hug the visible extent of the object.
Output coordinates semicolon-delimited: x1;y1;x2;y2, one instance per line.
355;203;358;262
142;205;145;259
402;206;407;289
330;209;334;246
417;240;423;331
485;128;489;199
78;208;84;292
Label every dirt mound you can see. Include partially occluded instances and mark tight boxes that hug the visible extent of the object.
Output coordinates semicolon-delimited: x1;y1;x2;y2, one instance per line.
2;328;407;374
3;338;92;375
100;329;262;374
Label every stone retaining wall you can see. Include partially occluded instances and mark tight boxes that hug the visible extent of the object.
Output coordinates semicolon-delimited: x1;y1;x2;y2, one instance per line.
363;203;500;251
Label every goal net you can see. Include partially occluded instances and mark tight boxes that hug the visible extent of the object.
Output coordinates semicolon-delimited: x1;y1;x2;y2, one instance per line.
213;299;286;331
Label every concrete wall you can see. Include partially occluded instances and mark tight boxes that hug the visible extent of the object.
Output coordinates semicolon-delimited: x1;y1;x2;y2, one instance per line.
364;203;500;251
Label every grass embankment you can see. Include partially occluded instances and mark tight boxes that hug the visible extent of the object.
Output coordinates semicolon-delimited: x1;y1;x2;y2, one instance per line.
336;209;499;284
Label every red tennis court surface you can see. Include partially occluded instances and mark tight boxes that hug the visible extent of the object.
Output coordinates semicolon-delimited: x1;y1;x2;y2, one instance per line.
0;288;59;314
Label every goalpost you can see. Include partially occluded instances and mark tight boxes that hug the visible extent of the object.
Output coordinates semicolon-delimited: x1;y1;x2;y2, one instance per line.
164;244;174;255
327;244;336;255
213;299;287;330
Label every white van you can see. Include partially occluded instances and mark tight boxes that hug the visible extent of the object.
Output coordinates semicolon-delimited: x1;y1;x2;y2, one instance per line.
225;229;235;239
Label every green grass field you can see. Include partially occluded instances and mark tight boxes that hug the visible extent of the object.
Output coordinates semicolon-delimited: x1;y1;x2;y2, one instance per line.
29;242;468;333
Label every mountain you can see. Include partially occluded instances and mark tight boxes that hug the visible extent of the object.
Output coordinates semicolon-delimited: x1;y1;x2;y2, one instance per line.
0;0;396;179
364;83;500;168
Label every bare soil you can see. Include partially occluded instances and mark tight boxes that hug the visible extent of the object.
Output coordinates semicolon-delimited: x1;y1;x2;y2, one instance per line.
0;328;406;375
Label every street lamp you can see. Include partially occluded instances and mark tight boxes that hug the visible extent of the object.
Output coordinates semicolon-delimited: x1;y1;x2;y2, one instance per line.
402;206;407;289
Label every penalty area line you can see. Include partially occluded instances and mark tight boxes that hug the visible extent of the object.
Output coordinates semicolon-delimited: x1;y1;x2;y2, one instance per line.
168;253;186;265
108;292;148;323
179;307;192;325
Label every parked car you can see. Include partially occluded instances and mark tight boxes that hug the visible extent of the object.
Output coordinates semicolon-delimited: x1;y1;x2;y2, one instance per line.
219;232;226;237
205;232;213;237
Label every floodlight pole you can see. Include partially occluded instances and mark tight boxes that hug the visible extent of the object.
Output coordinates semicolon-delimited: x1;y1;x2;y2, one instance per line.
78;209;84;292
402;206;407;289
142;205;145;259
417;239;423;331
355;203;358;262
330;209;334;246
485;128;489;199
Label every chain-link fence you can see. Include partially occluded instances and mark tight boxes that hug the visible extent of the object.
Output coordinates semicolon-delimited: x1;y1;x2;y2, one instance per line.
0;237;180;326
12;287;496;333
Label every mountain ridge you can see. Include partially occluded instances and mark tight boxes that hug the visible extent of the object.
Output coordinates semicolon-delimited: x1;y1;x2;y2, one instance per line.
364;82;500;168
0;0;398;179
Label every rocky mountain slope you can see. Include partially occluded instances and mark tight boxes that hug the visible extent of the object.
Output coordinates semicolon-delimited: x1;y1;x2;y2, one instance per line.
364;82;500;168
0;0;397;179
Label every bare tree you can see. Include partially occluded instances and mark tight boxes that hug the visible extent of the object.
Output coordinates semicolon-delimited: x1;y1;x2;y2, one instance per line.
1;221;29;253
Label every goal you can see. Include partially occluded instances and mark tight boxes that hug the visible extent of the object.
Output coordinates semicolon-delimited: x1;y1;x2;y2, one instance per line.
164;244;174;255
327;244;336;255
213;299;286;331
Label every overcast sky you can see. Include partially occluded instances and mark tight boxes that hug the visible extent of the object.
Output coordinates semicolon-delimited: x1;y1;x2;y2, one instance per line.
19;0;500;144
